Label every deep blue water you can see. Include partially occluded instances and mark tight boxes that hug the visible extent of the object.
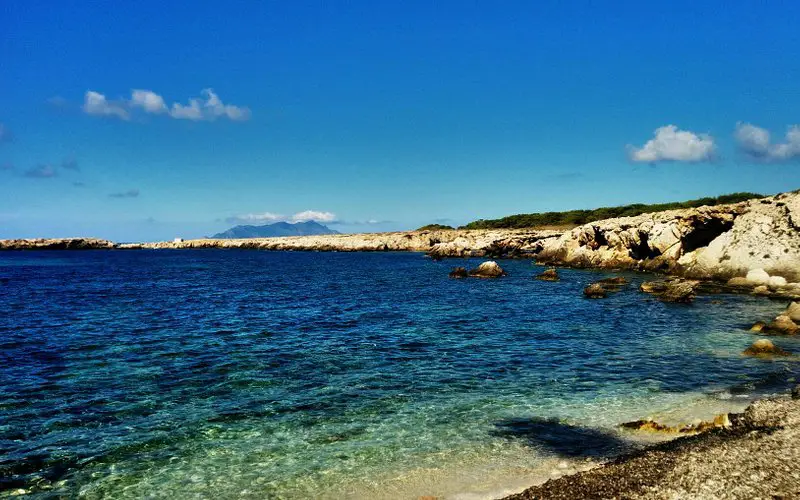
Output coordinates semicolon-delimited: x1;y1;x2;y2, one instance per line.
1;250;798;499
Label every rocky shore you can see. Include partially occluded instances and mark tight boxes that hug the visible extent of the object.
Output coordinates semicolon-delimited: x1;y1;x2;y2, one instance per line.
503;397;800;500
2;189;798;292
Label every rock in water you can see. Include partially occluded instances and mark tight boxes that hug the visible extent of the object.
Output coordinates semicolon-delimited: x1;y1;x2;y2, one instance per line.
535;268;560;281
792;385;800;400
584;283;607;298
765;315;799;335
659;282;697;303
640;281;669;294
596;277;628;285
785;302;800;322
468;261;507;278
750;321;767;333
743;339;791;357
448;267;468;279
640;280;696;303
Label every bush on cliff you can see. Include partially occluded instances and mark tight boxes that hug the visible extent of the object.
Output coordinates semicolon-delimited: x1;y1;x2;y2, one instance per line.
461;192;764;230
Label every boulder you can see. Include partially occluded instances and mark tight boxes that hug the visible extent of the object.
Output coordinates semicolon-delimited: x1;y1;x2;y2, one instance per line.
640;280;696;303
468;261;507;278
785;302;800;322
743;339;791;357
769;276;788;288
750;321;767;333
584;283;607;298
448;267;468;279
753;285;770;296
765;315;799;335
659;282;697;303
535;268;560;281
745;268;771;286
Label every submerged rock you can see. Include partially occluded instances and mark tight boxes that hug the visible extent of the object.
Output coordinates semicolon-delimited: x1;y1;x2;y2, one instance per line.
448;267;468;279
792;385;800;400
468;261;507;278
535;268;560;281
584;283;607;299
743;339;792;357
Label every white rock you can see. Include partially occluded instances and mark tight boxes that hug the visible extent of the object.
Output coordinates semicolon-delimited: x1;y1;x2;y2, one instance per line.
769;276;788;288
746;268;771;285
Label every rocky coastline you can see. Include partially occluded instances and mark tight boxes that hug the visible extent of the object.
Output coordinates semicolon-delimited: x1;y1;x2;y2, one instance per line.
4;190;799;297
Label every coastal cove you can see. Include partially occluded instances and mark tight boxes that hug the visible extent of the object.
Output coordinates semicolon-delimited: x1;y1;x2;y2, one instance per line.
2;250;800;498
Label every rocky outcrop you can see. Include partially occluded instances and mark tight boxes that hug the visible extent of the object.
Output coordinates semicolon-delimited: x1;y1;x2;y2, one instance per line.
743;339;792;357
0;238;115;250
532;190;800;286
468;261;506;278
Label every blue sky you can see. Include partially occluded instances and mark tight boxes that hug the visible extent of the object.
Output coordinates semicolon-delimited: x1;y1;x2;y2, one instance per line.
1;1;799;241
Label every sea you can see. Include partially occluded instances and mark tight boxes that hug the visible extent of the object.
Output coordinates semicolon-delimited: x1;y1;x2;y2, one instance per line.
1;250;798;499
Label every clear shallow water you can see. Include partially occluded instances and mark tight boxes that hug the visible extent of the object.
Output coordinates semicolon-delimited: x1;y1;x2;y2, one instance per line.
1;250;799;499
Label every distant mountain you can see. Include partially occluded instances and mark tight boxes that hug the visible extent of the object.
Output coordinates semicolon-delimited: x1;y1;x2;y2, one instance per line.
212;221;339;239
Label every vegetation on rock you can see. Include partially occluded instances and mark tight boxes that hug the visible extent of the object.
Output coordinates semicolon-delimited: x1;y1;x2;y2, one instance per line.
462;192;764;229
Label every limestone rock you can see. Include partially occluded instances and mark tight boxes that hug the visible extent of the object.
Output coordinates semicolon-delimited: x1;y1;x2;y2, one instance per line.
743;339;791;357
658;282;697;303
745;268;771;285
584;283;607;299
785;302;800;322
468;261;507;278
765;315;799;335
750;321;767;333
535;268;560;281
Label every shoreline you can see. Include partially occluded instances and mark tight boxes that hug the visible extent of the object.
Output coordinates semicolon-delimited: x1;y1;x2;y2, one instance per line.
2;189;798;285
501;395;800;500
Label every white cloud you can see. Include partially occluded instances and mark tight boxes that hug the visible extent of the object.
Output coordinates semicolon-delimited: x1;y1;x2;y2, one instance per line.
82;91;130;120
628;125;715;163
291;210;336;223
82;88;250;122
735;122;800;161
130;89;167;114
226;212;285;224
226;210;338;224
170;89;251;121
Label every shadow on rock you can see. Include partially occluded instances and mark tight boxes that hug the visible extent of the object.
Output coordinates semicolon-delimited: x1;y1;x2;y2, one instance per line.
491;417;632;458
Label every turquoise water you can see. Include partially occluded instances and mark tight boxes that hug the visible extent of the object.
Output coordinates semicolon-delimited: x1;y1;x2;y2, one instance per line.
1;250;798;499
